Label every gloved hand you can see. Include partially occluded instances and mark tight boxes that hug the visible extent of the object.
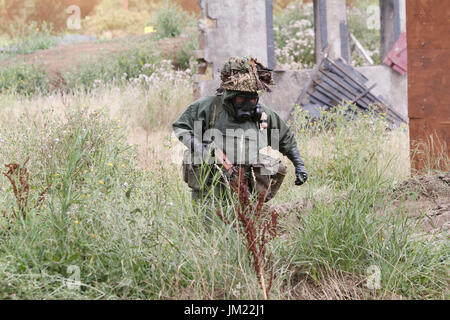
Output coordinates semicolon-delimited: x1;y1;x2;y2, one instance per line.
285;147;308;186
183;135;211;160
294;166;308;186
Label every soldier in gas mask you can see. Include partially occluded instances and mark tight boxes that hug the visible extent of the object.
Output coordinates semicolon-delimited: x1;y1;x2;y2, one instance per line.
173;57;308;212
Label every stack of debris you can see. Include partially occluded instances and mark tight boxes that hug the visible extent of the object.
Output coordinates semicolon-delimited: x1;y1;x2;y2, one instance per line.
294;48;407;126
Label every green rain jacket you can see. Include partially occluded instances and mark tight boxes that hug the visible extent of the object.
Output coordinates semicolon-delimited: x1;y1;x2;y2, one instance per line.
172;90;298;164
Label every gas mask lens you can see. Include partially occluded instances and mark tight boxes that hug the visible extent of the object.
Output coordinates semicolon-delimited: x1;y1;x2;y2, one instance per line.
234;95;259;108
232;93;260;123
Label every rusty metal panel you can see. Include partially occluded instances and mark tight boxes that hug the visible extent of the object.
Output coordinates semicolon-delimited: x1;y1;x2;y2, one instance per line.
407;0;450;171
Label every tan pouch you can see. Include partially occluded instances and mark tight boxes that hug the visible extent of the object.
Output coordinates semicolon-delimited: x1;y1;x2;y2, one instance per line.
252;153;287;202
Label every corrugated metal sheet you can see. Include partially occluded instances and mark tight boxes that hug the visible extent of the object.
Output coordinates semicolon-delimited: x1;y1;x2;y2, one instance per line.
407;0;450;170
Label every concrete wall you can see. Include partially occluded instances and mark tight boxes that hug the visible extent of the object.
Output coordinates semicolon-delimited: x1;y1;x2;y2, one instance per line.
195;0;269;98
357;65;408;121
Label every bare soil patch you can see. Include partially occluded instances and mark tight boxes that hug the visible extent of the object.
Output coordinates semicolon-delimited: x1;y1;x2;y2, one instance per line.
0;34;188;85
289;270;402;300
392;173;450;234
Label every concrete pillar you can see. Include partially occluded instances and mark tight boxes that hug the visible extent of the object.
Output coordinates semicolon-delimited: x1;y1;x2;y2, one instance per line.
194;0;272;98
313;0;350;63
380;0;404;60
266;0;276;70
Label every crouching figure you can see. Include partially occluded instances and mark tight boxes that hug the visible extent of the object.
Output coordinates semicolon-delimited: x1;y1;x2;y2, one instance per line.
172;57;308;218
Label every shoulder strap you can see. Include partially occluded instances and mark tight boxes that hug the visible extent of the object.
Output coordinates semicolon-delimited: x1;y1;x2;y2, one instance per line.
209;95;223;130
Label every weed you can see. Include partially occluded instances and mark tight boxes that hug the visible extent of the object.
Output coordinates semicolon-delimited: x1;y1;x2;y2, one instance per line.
217;168;279;299
0;62;49;95
2;158;51;222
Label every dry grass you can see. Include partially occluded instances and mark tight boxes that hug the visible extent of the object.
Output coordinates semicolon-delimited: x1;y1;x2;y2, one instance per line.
0;65;192;174
411;133;449;174
288;269;403;300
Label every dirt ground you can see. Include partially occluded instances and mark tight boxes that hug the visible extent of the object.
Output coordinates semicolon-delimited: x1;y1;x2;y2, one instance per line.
0;33;188;85
0;39;124;77
289;269;402;300
392;173;450;235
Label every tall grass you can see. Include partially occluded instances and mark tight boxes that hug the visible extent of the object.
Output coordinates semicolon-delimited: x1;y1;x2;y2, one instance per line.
0;105;274;299
410;133;449;174
277;105;448;299
0;67;447;299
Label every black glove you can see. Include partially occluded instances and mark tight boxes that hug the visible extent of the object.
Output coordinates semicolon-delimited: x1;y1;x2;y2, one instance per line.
285;147;308;186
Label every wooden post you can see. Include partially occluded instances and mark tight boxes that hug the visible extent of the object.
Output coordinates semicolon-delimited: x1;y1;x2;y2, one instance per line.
407;0;450;171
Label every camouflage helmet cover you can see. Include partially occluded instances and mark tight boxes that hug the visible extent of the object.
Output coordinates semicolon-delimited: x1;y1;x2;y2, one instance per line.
219;56;273;93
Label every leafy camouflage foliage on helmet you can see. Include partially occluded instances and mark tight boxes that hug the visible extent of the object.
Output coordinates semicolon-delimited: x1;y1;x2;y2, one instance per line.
220;57;273;93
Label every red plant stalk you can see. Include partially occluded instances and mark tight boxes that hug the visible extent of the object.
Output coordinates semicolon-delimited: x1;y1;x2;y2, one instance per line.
218;167;279;299
2;158;51;220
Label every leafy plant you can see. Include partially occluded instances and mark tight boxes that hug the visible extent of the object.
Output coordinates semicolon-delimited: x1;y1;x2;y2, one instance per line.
0;62;50;95
148;0;196;39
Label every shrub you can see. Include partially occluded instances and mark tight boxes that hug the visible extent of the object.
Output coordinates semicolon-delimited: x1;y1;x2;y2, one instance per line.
273;0;383;69
0;62;50;95
148;0;197;39
273;1;315;70
1;21;58;58
173;32;199;70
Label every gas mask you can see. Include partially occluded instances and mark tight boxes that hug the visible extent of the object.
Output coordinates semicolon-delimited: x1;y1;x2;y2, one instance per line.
232;92;262;123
